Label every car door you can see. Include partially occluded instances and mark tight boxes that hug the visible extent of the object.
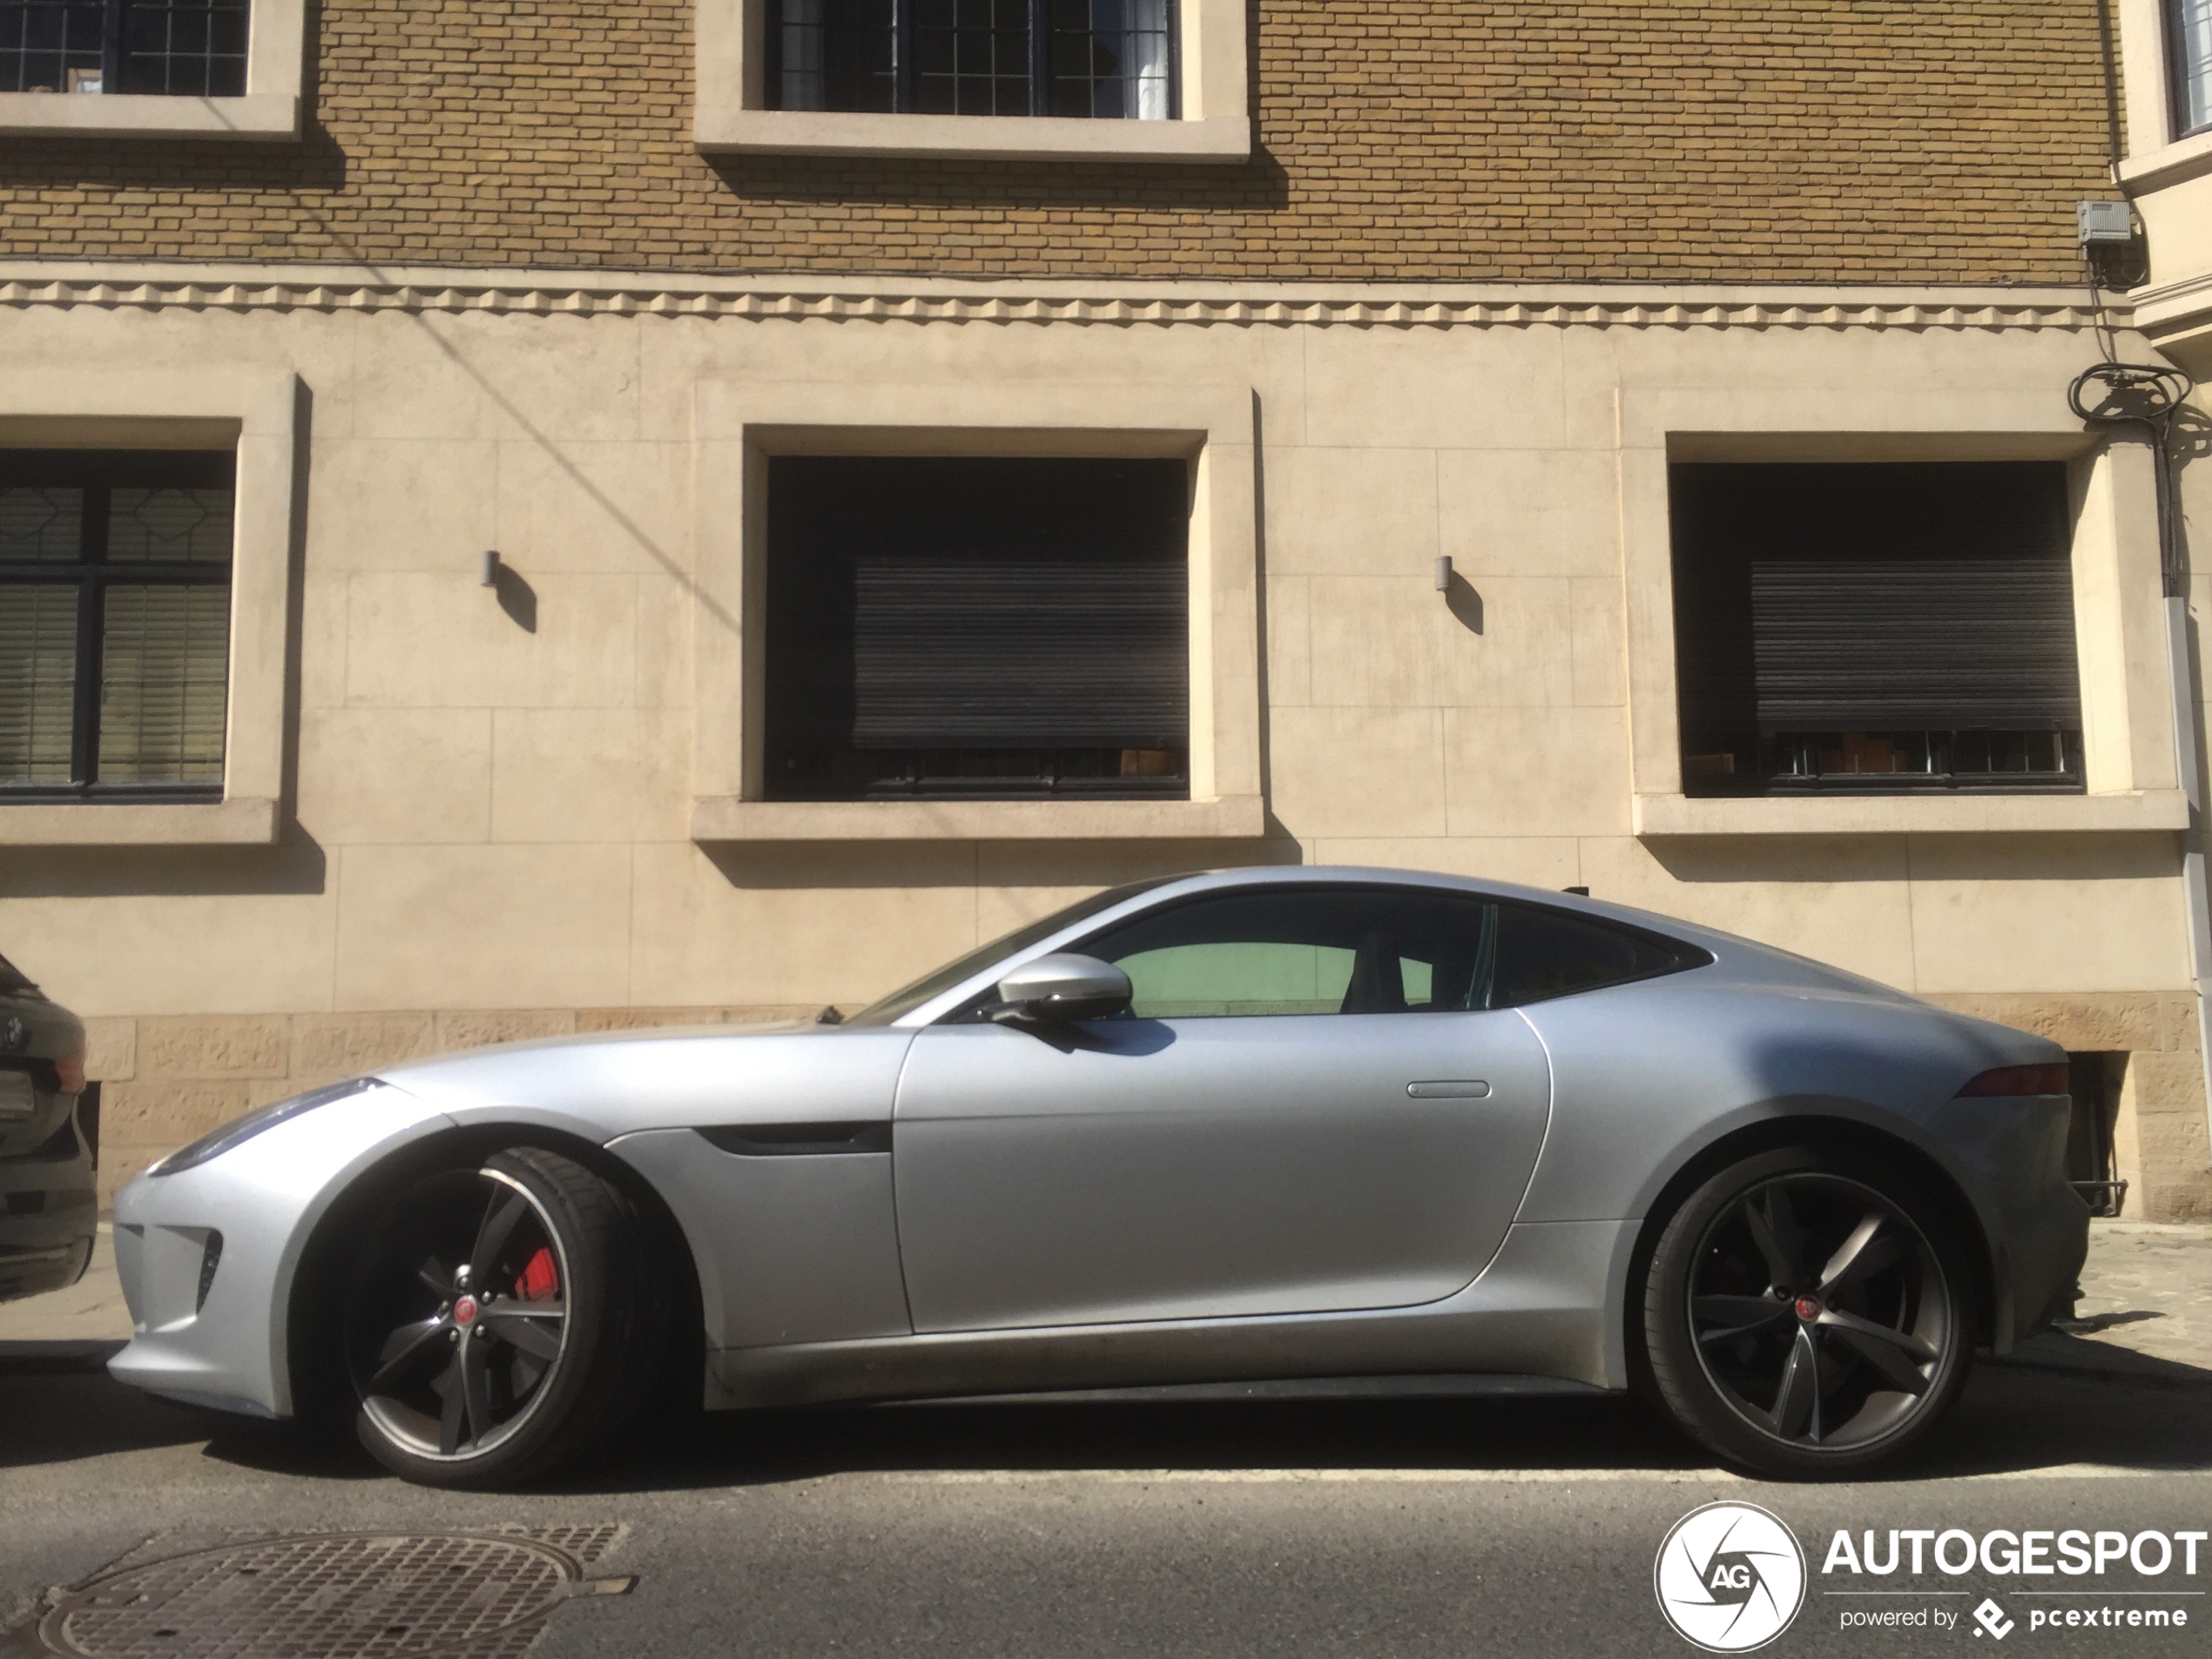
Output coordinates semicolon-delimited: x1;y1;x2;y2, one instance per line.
891;884;1555;1333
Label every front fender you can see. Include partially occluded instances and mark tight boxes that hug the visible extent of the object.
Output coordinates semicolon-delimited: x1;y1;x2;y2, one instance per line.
108;1082;455;1418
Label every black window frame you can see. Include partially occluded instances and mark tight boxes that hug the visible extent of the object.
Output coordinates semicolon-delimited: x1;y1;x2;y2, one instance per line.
763;0;1181;120
1668;459;2087;799
0;448;235;803
0;0;249;97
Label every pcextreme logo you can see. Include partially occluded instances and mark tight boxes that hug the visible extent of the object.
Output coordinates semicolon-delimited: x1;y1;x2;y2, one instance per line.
1656;1502;1810;1653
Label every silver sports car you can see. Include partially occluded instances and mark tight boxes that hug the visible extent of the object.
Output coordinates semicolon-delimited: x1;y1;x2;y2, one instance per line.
108;867;2089;1487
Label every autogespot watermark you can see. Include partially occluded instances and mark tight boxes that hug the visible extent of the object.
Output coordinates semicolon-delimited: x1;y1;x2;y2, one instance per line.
1658;1512;2207;1648
1655;1502;1809;1652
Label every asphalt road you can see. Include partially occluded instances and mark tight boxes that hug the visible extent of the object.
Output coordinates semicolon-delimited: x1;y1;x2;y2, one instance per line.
3;1352;2208;1658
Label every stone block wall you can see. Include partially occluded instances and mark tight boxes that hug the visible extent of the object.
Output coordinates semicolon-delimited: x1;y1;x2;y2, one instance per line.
82;1005;822;1211
1927;992;2212;1224
0;0;2115;283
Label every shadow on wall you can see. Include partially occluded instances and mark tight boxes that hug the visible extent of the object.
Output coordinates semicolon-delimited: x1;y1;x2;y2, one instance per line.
700;836;1305;894
1639;832;2181;890
0;827;329;901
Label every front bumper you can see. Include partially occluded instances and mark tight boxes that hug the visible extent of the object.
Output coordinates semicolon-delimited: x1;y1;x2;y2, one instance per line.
106;1083;453;1419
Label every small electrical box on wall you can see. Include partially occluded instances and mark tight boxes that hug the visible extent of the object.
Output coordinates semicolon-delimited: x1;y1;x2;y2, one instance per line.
2078;200;2134;245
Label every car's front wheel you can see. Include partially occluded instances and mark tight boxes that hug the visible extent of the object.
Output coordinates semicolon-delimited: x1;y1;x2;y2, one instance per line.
1643;1146;1975;1478
341;1145;666;1487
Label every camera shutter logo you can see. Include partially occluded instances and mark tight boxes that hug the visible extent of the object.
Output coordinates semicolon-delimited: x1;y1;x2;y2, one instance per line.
1654;1501;1808;1652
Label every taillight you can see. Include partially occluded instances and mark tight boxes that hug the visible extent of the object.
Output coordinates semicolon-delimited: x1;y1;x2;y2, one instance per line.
1956;1062;2070;1097
53;1053;84;1094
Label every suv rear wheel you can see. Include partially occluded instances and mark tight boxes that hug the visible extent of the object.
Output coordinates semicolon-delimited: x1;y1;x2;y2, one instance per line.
1643;1145;1975;1478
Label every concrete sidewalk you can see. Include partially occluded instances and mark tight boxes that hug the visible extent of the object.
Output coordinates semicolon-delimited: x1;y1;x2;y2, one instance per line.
3;1217;2206;1379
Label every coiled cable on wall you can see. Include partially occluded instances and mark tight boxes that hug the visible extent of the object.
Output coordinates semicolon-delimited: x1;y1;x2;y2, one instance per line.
2067;358;2195;596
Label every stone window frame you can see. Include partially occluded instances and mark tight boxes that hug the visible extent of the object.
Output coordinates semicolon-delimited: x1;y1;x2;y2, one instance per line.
1620;384;2188;838
690;377;1263;842
0;0;303;140
0;367;298;846
694;0;1250;162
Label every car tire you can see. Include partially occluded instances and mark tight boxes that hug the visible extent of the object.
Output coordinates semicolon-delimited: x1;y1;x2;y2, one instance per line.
341;1145;669;1488
1642;1145;1976;1479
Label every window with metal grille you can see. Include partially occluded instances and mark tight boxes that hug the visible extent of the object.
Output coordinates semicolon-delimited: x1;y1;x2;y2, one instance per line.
0;451;233;799
764;455;1190;801
1669;461;2084;797
0;0;246;96
767;0;1175;118
2175;0;2212;138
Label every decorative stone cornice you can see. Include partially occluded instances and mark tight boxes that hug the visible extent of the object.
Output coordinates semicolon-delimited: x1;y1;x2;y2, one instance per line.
0;263;2123;333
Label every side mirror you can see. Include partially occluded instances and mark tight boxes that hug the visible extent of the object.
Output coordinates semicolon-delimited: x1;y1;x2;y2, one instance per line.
990;954;1133;1023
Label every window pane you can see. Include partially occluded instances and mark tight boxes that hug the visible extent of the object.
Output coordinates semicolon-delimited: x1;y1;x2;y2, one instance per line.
115;0;248;96
107;487;233;562
0;486;84;562
98;583;229;784
2177;0;2212;135
1489;906;1680;1008
0;584;79;785
1051;0;1172;118
912;0;1029;115
0;0;105;93
1082;888;1494;1019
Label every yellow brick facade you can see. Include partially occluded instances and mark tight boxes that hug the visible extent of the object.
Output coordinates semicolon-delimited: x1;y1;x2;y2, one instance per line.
0;0;2117;282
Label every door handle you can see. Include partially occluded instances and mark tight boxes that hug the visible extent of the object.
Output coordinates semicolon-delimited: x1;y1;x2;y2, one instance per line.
1406;1080;1490;1099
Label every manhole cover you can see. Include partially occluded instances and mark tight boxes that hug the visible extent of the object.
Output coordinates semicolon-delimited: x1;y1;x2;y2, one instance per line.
22;1527;631;1659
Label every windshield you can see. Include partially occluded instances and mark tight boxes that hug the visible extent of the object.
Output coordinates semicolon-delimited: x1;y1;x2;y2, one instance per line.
844;876;1185;1026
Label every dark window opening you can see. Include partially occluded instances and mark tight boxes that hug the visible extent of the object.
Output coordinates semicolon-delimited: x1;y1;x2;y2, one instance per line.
764;455;1190;802
2067;1052;2128;1217
1669;461;2084;797
0;449;233;801
0;0;246;95
766;0;1175;118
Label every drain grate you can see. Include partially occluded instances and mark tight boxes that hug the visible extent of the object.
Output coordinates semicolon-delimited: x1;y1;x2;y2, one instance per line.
22;1527;632;1659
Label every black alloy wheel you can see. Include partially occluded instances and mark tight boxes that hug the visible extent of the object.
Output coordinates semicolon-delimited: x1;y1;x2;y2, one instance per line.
1644;1147;1973;1478
341;1146;666;1487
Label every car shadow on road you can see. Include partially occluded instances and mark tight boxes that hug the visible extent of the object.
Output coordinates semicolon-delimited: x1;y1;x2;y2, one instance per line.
5;1344;2208;1491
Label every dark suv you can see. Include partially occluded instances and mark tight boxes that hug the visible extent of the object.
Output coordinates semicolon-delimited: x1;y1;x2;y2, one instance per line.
0;951;95;1303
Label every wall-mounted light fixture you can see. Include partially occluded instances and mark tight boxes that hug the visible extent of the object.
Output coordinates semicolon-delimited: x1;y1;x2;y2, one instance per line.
1434;555;1453;592
482;549;502;587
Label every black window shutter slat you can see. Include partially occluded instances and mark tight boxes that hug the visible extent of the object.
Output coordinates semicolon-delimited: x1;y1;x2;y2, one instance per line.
1750;559;2081;732
763;455;1190;796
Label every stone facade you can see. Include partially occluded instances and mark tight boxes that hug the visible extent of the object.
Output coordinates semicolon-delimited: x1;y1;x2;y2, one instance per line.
0;0;2115;282
3;0;2210;1229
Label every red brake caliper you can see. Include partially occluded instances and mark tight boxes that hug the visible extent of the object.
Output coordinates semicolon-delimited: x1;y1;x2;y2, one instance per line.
514;1246;558;1301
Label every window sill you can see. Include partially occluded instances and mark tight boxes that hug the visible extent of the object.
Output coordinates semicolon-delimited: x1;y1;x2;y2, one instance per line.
691;795;1265;842
0;798;279;846
1633;791;2188;838
2117;126;2212;194
0;91;299;140
694;108;1251;163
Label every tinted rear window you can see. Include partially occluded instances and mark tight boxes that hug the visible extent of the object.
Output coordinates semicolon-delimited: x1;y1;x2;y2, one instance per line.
0;952;37;997
1489;905;1693;1007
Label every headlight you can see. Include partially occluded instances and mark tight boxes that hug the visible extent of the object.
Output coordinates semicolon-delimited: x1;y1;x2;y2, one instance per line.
149;1077;384;1176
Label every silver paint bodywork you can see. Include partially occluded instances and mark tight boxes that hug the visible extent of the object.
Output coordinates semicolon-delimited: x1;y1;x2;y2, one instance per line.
106;867;2087;1422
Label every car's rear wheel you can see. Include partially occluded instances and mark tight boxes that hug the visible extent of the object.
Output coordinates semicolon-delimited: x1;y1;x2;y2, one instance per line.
1643;1146;1974;1478
341;1146;665;1487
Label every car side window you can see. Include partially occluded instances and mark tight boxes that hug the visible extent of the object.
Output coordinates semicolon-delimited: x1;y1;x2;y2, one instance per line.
1079;887;1496;1018
1487;903;1683;1007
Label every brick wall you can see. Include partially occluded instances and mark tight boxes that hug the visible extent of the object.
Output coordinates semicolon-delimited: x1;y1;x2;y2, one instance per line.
0;0;2114;283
